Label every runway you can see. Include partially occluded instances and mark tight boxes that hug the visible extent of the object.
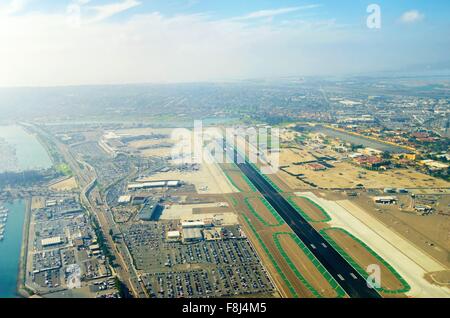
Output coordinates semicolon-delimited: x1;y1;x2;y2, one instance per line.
232;149;381;298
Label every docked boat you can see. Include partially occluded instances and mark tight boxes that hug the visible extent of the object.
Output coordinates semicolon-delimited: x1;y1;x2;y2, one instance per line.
0;207;8;218
0;205;8;241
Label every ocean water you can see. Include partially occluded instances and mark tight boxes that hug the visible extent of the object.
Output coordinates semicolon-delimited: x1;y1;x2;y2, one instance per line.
0;125;52;172
0;200;26;298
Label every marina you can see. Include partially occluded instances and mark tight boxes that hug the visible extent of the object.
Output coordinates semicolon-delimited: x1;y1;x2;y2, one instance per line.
0;205;9;241
0;125;52;297
0;200;26;297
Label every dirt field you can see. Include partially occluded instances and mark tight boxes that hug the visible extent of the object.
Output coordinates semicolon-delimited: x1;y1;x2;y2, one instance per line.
425;270;450;288
128;139;172;149
285;162;450;189
287;196;330;222
264;172;295;192
49;176;78;191
279;148;316;165
322;228;408;296
349;194;450;268
273;170;312;190
140;147;173;157
220;163;255;193
31;197;45;209
279;130;299;143
245;196;284;226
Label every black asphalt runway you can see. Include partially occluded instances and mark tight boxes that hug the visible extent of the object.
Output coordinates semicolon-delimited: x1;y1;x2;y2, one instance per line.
232;149;381;298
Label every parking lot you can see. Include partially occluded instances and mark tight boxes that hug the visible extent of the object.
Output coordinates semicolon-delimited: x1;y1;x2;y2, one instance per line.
123;222;274;297
141;261;273;298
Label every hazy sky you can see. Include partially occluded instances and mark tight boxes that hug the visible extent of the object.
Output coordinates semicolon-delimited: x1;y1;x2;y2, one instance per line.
1;0;449;86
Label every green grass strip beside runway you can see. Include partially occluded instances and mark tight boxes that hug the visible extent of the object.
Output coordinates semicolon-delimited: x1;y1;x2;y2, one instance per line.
319;227;411;294
222;167;243;192
242;215;298;298
286;196;332;223
273;232;347;298
241;172;258;192
223;163;257;193
244;197;285;227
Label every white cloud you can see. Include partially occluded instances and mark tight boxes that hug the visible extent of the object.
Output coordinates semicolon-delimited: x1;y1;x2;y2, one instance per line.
84;0;141;23
399;10;424;24
65;0;140;27
0;6;443;87
0;0;28;16
0;9;364;87
230;5;321;21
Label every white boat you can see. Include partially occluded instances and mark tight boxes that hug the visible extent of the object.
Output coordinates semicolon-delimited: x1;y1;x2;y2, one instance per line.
0;206;8;238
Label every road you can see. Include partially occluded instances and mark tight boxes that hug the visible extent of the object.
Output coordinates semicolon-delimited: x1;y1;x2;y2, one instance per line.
31;124;146;298
231;147;381;298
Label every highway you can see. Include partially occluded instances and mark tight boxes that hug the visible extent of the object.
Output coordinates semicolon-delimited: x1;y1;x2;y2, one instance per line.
31;124;146;298
231;147;381;298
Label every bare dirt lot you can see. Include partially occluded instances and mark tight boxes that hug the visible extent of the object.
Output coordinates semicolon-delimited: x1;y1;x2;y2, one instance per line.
285;162;450;189
220;163;254;193
279;148;316;165
128;139;172;149
49;176;78;191
271;170;312;190
140;147;173;157
265;172;296;192
31;197;45;209
349;194;450;268
245;196;283;226
425;270;450;288
287;196;330;222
